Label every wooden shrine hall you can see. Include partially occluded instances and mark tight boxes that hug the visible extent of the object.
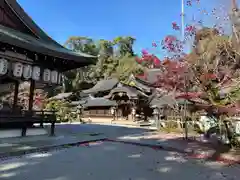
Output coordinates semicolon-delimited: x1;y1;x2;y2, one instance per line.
0;0;96;136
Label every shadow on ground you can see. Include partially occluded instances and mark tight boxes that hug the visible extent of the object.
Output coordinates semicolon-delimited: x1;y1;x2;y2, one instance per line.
0;123;239;180
54;123;240;162
1;140;239;180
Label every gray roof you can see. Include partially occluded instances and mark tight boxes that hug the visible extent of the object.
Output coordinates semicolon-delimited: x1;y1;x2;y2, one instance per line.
70;97;117;108
83;78;119;94
150;95;176;108
136;69;162;85
150;94;192;108
83;98;117;108
106;86;148;99
50;92;73;100
126;75;151;93
70;100;87;106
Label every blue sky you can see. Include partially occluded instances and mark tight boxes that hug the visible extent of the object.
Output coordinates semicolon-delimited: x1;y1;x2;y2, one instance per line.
18;0;231;56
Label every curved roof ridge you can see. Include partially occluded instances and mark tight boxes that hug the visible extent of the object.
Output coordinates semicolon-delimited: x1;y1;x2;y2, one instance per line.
5;0;63;47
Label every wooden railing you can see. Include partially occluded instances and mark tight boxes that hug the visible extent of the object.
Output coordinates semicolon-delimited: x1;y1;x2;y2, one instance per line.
0;110;57;136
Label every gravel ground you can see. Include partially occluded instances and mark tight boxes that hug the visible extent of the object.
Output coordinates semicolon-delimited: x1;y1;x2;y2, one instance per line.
1;141;239;180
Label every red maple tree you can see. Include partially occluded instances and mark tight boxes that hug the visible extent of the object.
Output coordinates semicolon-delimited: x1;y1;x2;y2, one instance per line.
136;49;161;69
142;0;240;115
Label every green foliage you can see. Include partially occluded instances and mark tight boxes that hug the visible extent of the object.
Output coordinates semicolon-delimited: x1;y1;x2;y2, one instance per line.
64;36;99;56
115;55;144;82
113;36;135;56
62;35;143;90
44;100;72;122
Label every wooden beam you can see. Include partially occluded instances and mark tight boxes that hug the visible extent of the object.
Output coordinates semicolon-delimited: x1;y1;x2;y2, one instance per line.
13;80;19;109
0;50;33;63
28;79;35;111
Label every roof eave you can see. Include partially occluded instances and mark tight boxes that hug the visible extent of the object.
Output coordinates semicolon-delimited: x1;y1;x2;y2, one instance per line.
5;0;62;46
0;36;96;70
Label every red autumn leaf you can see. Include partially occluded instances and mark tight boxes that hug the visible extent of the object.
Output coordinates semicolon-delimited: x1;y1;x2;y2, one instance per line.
152;42;157;47
172;22;180;30
141;49;148;55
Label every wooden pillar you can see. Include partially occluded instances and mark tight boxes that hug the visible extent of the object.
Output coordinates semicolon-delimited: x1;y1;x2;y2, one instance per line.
13;80;19;109
28;80;35;111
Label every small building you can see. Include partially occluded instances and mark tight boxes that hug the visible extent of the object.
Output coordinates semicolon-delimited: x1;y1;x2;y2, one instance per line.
105;84;149;120
77;78;120;118
81;98;117;118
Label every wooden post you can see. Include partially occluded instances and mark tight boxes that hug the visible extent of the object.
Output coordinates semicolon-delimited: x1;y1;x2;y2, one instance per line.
28;80;35;111
21;124;27;137
40;110;44;128
13;80;19;109
50;121;55;136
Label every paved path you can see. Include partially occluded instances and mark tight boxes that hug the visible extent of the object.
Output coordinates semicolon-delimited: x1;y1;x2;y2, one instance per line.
1;123;240;179
1;124;239;162
1;141;239;180
0;123;151;158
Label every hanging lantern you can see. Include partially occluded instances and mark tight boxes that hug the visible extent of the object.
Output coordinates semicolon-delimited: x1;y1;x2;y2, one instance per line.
23;65;32;79
13;62;23;77
43;69;51;82
32;66;41;80
58;73;62;84
51;70;58;83
0;58;8;75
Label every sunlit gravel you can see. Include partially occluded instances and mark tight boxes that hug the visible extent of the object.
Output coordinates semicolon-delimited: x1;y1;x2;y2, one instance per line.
1;141;239;180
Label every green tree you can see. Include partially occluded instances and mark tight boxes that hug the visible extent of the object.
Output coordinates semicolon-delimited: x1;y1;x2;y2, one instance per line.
113;36;135;57
89;39;115;81
115;55;144;82
63;36;99;91
63;35;144;89
64;36;99;55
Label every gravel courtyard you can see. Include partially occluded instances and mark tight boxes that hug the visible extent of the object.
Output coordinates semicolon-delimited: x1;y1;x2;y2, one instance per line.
1;141;239;180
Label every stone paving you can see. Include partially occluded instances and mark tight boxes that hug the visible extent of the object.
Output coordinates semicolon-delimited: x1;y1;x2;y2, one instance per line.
115;131;240;164
0;123;240;179
1;141;239;180
0;133;106;158
0;123;139;158
1;124;239;163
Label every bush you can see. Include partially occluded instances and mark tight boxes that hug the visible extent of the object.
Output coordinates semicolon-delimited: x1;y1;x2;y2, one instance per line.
159;120;181;133
166;121;178;129
44;100;73;122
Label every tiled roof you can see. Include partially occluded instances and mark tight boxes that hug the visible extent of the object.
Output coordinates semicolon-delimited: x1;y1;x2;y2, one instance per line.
83;78;119;94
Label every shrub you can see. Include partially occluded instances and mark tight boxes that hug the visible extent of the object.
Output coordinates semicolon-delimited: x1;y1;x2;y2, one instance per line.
44;100;72;122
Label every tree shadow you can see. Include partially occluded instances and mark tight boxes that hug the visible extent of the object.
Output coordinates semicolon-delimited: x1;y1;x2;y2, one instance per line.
113;131;239;164
0;140;239;180
53;123;239;162
53;123;155;138
0;124;239;180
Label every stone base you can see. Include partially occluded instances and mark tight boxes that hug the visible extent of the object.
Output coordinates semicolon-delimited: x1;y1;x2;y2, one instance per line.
0;128;47;138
